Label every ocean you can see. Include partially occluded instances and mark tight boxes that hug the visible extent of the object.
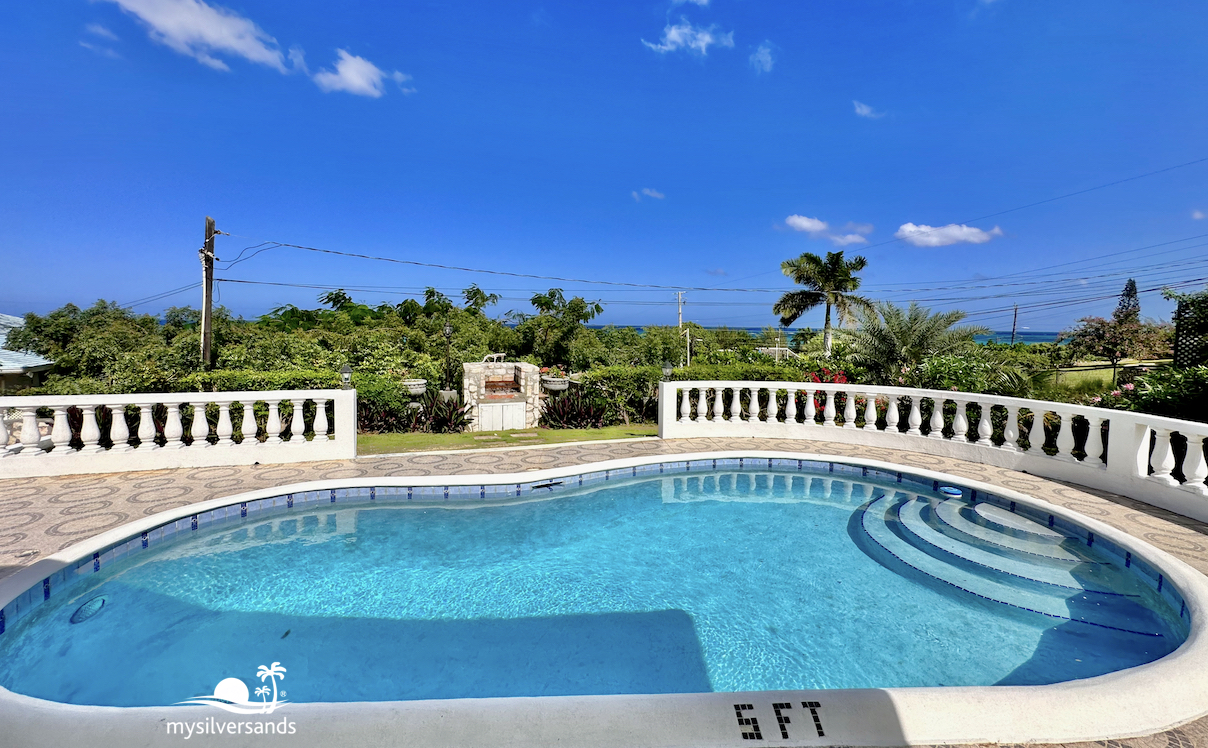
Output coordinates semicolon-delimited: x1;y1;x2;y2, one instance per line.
594;326;1061;345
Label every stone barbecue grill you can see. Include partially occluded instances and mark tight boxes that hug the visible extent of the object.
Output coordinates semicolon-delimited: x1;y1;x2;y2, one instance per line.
462;358;542;431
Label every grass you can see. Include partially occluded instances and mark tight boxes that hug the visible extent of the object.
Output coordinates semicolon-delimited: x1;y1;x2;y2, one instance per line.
357;424;659;455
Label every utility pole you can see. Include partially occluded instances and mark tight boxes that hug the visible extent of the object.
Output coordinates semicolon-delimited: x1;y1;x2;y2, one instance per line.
1009;304;1018;345
676;291;685;330
200;216;217;370
676;291;687;367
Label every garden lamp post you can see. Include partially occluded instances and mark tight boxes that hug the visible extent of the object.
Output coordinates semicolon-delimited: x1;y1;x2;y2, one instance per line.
340;364;352;389
442;320;455;393
661;361;673;379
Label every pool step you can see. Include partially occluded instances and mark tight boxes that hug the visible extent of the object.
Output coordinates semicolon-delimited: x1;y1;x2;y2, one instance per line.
897;498;1123;595
931;499;1091;563
973;502;1063;539
858;494;1164;637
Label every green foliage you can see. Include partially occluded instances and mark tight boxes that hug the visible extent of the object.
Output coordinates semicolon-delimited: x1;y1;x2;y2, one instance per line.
906;355;1033;397
540;389;608;429
184;369;341;392
515;288;603;367
1061;315;1172;378
843;301;989;385
577;365;663;425
1086;366;1208;423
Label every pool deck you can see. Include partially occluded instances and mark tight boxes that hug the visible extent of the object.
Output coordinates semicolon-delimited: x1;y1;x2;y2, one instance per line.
2;435;1208;747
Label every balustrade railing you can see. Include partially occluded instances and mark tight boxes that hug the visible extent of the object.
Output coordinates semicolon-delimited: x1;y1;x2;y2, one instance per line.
658;381;1208;522
0;389;357;478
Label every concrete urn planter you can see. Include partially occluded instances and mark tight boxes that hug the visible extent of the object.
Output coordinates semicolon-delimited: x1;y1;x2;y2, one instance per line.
541;376;570;392
402;379;428;396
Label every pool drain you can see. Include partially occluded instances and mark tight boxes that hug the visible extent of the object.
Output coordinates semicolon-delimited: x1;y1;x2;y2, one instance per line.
69;596;107;624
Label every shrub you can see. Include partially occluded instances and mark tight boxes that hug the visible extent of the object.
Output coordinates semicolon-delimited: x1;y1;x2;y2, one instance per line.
541;389;607;429
1085;366;1208;423
184;369;341;392
423;392;474;433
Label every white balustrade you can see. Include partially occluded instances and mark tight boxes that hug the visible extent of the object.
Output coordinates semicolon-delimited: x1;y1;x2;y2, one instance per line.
657;380;1208;523
0;389;356;478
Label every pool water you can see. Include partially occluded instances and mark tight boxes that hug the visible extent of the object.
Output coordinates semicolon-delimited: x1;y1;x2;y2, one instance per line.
0;469;1185;706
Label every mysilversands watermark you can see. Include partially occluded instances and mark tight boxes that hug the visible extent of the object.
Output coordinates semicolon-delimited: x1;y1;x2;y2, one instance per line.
167;661;299;739
167;717;297;739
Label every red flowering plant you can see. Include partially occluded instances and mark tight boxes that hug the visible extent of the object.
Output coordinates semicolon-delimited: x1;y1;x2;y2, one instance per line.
540;365;567;378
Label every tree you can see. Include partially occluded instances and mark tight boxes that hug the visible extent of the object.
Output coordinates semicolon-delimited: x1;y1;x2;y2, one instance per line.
516;289;603;367
462;284;500;315
1062;316;1169;383
772;251;874;356
1114;279;1140;323
844;301;989;384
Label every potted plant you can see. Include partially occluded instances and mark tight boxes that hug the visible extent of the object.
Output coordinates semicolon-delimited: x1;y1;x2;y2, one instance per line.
540;366;570;392
402;379;428;396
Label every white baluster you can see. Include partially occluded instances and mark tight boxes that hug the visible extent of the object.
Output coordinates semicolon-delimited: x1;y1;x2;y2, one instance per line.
885;396;900;432
1150;428;1178;486
51;406;73;454
692;388;706;423
1181;434;1208;497
952;400;968;441
728;387;741;421
290;399;306;442
823;390;836;427
265;401;283;445
803;389;816;425
190;402;211;448
109;404;131;453
1055;411;1077;462
1085;415;1105;466
78;405;102;454
749;387;762;422
240;401;258;445
679;387;691;422
17;406;44;457
712;387;724;422
313;399;329;440
163;403;185;449
842;391;857;429
907;398;922;436
928;397;945;439
785;388;797;424
863;395;878;432
1001;406;1019;452
1023;410;1043;454
0;410;8;455
216;402;234;446
974;403;993;446
136;404;156;450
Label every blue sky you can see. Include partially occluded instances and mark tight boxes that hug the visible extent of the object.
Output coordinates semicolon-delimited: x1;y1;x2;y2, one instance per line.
3;0;1207;332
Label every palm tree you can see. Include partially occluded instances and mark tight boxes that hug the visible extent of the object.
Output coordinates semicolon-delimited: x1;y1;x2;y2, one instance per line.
255;686;271;704
256;662;287;705
773;251;874;356
845;301;989;383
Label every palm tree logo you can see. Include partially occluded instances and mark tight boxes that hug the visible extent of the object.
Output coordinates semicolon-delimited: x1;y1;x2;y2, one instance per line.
256;662;287;713
255;685;271;705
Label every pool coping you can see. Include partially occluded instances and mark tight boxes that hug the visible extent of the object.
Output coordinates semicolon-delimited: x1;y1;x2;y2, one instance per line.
0;449;1206;747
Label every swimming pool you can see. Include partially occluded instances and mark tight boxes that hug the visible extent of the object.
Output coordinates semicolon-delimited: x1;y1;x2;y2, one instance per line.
0;451;1206;747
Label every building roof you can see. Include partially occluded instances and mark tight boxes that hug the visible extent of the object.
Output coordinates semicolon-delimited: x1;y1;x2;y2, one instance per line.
0;314;53;375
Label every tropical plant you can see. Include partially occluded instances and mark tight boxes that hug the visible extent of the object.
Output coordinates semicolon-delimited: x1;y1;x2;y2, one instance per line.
540;388;607;429
772;251;874;356
1061;316;1171;383
843;301;989;385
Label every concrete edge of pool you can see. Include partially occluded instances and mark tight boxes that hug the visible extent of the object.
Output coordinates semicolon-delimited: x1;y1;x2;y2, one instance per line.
0;450;1206;748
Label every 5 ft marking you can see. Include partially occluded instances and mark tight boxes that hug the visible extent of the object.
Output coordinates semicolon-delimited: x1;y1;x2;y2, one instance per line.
734;702;824;741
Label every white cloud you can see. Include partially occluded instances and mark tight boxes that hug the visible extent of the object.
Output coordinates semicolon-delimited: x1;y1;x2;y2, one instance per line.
86;23;120;41
643;19;733;55
749;41;774;73
313;50;413;97
633;188;665;202
101;0;295;72
705;268;727;276
828;234;868;247
894;222;1003;247
1194;209;1205;220
853;100;885;119
80;41;122;59
788;215;877;246
786;215;829;234
673;0;710;5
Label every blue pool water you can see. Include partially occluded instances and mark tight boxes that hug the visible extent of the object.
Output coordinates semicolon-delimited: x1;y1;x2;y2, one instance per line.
0;469;1186;707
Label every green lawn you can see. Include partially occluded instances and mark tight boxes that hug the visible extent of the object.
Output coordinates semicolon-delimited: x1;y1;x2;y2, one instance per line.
357;424;659;455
